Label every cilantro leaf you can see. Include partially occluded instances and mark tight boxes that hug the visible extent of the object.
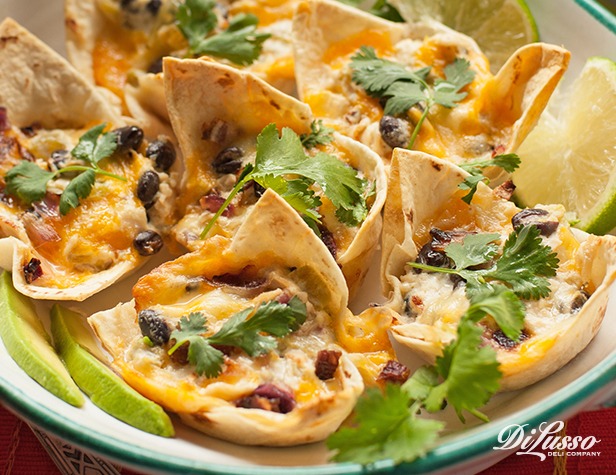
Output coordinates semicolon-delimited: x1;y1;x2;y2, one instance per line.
300;120;335;149
193;14;270;66
201;124;370;238
466;284;525;341
177;0;269;66
327;385;444;464
423;318;501;422
4;124;124;214
408;225;559;339
71;124;117;165
485;225;559;300
278;179;322;224
59;169;96;215
382;81;426;116
369;0;404;22
189;337;225;377
350;48;474;149
176;0;218;51
459;154;521;204
209;297;307;356
168;298;307;378
445;233;500;270
337;1;404;23
5;161;54;205
350;46;429;97
433;58;475;107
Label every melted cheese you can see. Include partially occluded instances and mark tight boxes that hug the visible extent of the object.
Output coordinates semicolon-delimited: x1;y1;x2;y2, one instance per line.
0;124;165;288
126;261;344;411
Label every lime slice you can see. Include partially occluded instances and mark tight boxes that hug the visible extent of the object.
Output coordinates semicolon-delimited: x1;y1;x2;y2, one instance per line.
513;57;616;235
390;0;539;71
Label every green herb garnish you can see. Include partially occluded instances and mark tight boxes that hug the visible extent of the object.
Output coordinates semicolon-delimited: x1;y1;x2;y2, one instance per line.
200;123;370;238
338;0;404;22
409;226;559;340
177;0;270;65
350;46;475;148
5;124;124;215
459;153;521;204
168;296;307;378
300;120;335;149
327;312;501;464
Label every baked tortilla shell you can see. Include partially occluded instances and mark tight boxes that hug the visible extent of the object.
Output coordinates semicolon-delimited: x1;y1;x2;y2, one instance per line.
292;0;569;172
89;190;363;445
164;57;386;296
382;149;616;391
0;18;121;129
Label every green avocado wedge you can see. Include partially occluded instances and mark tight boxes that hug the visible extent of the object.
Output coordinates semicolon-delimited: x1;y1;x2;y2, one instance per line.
50;304;175;437
0;272;84;407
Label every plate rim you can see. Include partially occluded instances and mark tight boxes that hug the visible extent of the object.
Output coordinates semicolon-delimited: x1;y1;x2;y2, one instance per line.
1;344;615;474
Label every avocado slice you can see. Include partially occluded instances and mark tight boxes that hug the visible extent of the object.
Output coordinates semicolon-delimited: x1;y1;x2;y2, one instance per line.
0;271;84;406
50;304;175;437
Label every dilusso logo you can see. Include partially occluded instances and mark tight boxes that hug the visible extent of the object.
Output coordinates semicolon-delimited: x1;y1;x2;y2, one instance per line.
493;421;601;460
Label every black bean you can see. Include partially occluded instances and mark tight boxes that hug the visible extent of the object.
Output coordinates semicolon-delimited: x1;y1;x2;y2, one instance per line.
511;208;559;236
50;149;70;169
146;139;176;172
146;0;162;15
23;258;43;284
133;230;163;256
212;147;244;174
571;290;590;313
137;170;160;205
138;309;170;345
416;243;450;269
253;181;266;198
491;328;530;350
147;57;164;75
379;115;410;149
114;126;144;153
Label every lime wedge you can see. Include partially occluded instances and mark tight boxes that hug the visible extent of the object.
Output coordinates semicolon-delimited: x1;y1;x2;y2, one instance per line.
513;57;616;235
390;0;539;71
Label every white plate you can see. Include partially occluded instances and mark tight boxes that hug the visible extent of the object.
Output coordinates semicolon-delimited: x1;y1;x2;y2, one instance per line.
0;1;615;474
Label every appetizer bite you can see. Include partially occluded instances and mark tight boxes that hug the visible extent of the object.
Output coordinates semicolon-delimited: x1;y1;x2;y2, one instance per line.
165;57;387;296
293;0;569;166
89;190;365;446
0;19;175;300
382;149;616;391
65;0;300;136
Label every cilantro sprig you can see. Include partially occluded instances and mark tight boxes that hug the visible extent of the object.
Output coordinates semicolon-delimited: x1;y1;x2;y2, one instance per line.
168;296;307;378
459;154;521;204
350;46;475;148
327;312;501;464
200;123;371;238
409;226;559;340
300;120;335;149
177;0;270;65
338;0;404;22
5;124;124;215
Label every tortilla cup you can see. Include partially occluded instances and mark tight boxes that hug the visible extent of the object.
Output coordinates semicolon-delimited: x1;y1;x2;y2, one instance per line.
292;0;569;174
382;149;616;391
89;189;364;446
164;57;387;296
0;19;170;301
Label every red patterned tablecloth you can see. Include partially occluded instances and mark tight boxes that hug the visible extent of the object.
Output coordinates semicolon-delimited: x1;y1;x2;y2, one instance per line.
1;403;615;474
